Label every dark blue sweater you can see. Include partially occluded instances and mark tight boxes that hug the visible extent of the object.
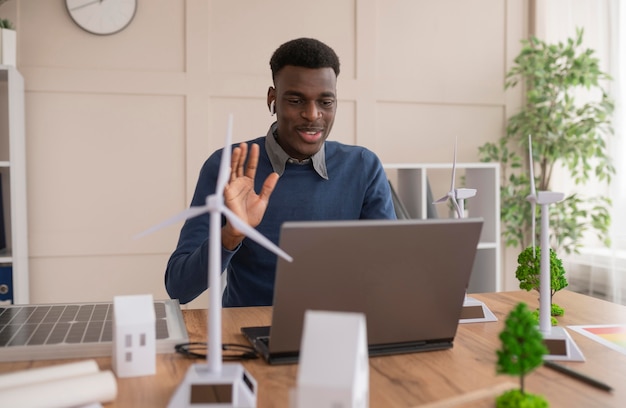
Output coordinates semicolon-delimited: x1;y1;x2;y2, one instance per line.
165;136;396;306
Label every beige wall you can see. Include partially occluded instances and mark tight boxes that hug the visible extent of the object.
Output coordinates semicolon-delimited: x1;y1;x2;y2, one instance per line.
0;0;528;307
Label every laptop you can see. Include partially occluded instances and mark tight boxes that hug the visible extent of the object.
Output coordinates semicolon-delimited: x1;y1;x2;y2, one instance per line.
241;217;483;365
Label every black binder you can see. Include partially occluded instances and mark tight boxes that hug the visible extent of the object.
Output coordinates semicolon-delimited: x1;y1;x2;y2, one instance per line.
0;175;6;251
0;265;12;304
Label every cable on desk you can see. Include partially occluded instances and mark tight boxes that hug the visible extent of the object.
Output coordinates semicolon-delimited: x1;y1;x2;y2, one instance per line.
174;342;258;361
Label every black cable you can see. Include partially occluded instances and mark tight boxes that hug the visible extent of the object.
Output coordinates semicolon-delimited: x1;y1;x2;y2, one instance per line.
174;342;258;361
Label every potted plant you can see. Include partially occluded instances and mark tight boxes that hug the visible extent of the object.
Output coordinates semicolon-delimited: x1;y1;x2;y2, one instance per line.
0;17;16;66
496;302;549;408
478;28;614;257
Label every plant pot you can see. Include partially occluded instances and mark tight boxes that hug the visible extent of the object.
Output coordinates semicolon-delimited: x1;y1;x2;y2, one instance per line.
0;28;16;67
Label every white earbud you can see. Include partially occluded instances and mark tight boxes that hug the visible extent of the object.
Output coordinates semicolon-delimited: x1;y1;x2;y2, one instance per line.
269;100;276;116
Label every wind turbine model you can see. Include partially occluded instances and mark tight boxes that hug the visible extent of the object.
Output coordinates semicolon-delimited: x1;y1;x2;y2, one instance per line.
433;138;496;323
137;114;293;407
433;137;477;219
526;135;583;361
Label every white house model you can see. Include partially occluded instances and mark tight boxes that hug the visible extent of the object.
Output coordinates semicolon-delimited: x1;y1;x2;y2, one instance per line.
291;310;369;408
112;294;156;378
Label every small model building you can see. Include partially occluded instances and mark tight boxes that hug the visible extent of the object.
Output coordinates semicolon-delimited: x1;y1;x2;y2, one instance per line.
292;310;369;408
112;294;156;378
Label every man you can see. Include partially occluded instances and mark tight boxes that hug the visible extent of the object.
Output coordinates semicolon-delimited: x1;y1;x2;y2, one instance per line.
166;38;396;307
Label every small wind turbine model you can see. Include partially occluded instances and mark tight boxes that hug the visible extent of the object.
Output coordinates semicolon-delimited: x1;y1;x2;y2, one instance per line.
433;137;477;219
137;114;293;407
433;138;496;323
526;135;583;361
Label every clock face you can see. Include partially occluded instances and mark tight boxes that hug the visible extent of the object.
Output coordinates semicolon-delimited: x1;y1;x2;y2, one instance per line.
66;0;137;35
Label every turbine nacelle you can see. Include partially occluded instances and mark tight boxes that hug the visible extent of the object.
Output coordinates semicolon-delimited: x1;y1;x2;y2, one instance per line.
536;191;564;205
455;188;477;200
527;191;564;206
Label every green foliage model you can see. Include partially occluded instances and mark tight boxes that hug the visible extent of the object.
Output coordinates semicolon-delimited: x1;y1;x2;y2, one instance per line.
478;28;614;255
516;246;568;297
516;246;568;323
496;302;549;408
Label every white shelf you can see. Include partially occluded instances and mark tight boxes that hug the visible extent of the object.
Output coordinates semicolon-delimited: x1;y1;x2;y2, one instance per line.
385;163;501;293
0;66;29;304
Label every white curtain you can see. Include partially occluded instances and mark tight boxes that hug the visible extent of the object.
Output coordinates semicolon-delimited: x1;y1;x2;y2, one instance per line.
606;0;626;302
540;0;625;304
609;1;625;233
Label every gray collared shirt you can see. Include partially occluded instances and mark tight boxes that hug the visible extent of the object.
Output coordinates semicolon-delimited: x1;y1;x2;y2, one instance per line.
264;122;329;180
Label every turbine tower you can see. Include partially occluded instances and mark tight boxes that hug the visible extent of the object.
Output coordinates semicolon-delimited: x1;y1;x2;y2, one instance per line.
526;135;583;361
137;114;292;406
433;137;496;324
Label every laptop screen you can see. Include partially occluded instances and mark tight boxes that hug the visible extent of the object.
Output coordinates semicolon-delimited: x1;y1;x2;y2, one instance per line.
264;218;483;357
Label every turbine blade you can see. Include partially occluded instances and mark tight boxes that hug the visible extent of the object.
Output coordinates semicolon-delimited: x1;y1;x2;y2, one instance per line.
433;194;449;204
528;134;537;258
135;206;209;239
221;206;293;262
531;202;536;258
215;114;234;197
528;134;536;196
450;137;458;191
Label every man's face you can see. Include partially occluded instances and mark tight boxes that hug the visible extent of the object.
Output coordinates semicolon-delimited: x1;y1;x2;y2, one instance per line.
269;66;337;160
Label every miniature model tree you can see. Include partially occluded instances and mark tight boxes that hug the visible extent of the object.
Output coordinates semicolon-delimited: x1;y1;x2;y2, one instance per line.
516;246;568;323
496;302;548;408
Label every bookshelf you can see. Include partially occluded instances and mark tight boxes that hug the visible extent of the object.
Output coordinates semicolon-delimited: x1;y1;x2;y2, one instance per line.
384;163;501;293
0;65;29;304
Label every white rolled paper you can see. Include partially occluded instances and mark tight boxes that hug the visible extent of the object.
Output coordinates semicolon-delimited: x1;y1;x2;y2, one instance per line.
0;370;117;408
0;360;100;390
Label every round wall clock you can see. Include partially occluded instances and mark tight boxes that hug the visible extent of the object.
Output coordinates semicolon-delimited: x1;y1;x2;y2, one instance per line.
65;0;137;36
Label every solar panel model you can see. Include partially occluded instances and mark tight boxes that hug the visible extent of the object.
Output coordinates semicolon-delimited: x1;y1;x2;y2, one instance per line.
0;299;188;362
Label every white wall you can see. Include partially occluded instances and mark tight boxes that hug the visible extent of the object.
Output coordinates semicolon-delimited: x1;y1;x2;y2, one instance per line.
0;0;528;307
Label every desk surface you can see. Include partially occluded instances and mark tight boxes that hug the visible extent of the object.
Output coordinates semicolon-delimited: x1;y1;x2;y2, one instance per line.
1;290;625;407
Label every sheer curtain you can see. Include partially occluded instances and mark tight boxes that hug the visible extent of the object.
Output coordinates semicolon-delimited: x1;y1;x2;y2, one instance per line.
605;0;626;303
540;0;625;304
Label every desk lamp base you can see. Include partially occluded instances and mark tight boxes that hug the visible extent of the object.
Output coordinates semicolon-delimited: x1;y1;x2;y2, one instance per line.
167;363;257;408
542;326;585;362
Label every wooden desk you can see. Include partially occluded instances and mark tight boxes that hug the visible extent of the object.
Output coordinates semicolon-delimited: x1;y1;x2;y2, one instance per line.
1;290;625;407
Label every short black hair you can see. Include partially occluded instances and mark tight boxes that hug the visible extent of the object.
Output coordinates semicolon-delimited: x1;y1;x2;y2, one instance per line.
270;38;340;80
